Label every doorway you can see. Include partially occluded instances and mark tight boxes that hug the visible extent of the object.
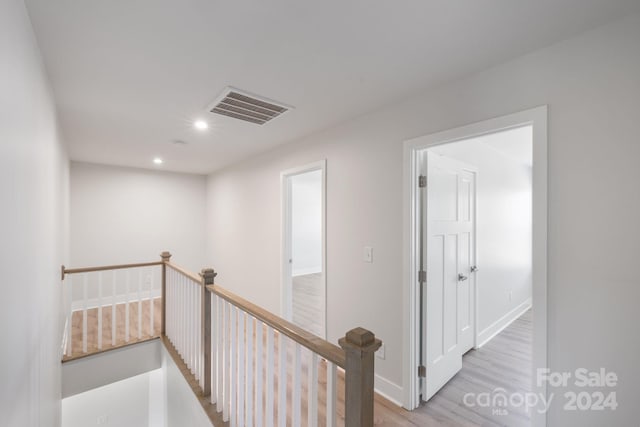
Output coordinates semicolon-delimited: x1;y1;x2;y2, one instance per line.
281;160;327;338
403;107;547;427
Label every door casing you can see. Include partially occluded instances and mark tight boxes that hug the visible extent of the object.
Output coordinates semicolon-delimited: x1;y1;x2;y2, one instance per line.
402;106;548;427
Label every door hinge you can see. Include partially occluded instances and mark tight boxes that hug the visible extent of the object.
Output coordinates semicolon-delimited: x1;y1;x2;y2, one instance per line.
418;365;426;378
418;270;426;283
418;175;427;188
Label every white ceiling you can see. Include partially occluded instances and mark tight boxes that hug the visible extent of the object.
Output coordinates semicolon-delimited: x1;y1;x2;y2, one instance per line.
480;126;533;167
430;125;532;168
25;0;640;174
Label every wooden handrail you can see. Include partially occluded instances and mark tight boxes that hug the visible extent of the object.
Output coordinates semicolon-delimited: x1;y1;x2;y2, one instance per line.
207;284;346;369
165;261;202;284
62;261;163;278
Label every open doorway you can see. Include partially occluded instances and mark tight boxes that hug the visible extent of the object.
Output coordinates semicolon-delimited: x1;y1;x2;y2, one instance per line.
403;107;547;427
281;160;327;338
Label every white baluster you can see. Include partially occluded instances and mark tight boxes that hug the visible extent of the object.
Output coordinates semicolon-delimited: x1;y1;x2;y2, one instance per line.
211;293;217;405
278;333;287;427
293;343;302;426
82;274;88;353
190;279;194;373
137;270;142;340
171;271;174;344
187;277;192;368
170;272;175;342
230;305;237;427
178;271;182;351
98;272;103;350
222;301;230;421
196;281;200;377
188;279;193;372
181;275;185;363
125;270;130;343
167;270;171;341
111;271;116;346
67;277;73;355
198;281;202;382
182;275;187;365
308;352;318;427
326;362;337;427
166;271;170;342
176;273;180;351
238;311;245;427
266;327;274;427
195;280;199;377
149;268;155;336
256;321;264;427
167;271;171;342
191;280;195;370
246;316;254;427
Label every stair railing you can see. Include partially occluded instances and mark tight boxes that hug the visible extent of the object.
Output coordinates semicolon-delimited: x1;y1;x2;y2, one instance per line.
63;251;382;426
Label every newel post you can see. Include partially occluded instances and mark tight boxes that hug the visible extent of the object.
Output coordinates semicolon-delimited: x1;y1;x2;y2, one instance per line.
339;327;382;427
201;268;217;397
160;251;172;335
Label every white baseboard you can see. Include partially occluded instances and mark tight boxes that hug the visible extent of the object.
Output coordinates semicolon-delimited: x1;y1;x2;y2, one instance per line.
335;366;403;407
374;374;403;406
476;298;532;348
71;290;161;312
292;267;322;277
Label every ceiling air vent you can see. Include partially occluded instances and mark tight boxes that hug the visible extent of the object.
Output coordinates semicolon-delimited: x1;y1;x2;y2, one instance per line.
208;87;292;125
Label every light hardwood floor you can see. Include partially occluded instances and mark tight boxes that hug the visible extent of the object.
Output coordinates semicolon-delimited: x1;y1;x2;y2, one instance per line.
292;272;324;337
377;309;533;427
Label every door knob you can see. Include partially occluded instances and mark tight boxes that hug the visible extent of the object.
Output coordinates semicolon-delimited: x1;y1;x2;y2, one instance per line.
458;274;468;282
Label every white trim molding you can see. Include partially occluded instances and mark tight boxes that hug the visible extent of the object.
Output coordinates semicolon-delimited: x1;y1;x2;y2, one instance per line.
336;365;404;408
375;375;404;407
476;298;532;348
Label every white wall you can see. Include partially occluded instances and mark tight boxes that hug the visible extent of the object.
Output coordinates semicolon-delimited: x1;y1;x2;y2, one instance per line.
0;1;69;425
61;343;210;427
206;14;640;425
70;162;207;273
163;347;211;427
291;170;322;276
62;370;163;427
430;126;532;341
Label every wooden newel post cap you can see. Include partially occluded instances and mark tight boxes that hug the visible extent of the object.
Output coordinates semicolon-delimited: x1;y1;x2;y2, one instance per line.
339;327;382;354
160;251;172;261
200;268;217;285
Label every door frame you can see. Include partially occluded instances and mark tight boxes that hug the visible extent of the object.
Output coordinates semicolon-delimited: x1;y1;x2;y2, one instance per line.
280;159;327;339
402;106;548;427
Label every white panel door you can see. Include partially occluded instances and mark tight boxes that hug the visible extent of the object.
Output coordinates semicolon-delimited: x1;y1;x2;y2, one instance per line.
421;151;476;401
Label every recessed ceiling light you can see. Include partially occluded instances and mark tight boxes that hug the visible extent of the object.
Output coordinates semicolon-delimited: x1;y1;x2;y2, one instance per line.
194;120;208;130
153;157;163;165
